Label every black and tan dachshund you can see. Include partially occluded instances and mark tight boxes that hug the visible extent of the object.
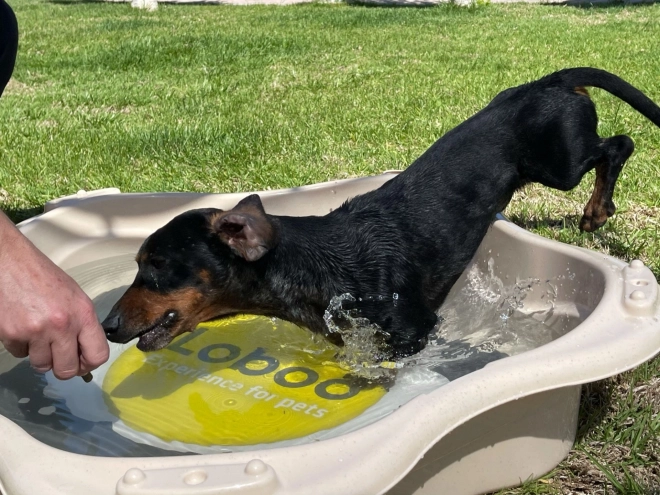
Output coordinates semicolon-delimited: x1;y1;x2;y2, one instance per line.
104;68;660;359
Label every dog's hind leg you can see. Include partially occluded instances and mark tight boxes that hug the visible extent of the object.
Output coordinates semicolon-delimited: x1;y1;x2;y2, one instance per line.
579;135;635;232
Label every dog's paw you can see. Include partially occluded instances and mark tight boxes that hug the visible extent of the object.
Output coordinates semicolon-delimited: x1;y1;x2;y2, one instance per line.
579;213;607;232
605;200;617;218
580;200;616;232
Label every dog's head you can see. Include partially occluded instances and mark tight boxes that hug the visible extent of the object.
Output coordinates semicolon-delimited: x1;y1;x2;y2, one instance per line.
102;194;279;351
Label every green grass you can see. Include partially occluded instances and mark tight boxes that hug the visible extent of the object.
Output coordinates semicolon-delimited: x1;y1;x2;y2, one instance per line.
2;0;660;493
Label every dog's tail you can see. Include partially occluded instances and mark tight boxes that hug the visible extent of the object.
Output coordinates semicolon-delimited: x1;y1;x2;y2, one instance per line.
552;67;660;128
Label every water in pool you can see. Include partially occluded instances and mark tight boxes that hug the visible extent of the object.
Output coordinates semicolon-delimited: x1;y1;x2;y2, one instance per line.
0;253;580;457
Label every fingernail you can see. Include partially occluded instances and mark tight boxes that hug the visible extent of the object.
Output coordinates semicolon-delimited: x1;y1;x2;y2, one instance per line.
81;372;93;383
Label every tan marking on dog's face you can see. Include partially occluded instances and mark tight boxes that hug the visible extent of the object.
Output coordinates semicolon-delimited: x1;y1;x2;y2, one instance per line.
111;283;242;345
116;286;205;338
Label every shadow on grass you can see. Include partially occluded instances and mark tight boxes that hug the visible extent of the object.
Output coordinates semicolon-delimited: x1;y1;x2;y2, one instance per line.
575;378;616;443
46;0;107;4
565;0;659;8
1;206;43;224
507;213;578;231
345;0;657;7
345;0;449;7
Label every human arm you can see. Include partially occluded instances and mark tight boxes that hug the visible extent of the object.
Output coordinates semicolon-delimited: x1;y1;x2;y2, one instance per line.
0;211;109;379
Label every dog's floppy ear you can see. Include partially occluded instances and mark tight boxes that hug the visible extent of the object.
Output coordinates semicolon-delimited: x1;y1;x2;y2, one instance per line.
211;194;278;262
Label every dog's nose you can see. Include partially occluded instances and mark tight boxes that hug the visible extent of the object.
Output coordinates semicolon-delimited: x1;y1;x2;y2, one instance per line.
102;312;121;337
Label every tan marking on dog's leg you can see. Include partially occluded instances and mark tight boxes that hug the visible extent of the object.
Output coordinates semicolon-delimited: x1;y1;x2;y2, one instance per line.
580;162;612;232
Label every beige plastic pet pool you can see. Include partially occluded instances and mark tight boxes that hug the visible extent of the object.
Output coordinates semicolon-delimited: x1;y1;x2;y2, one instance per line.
1;172;660;495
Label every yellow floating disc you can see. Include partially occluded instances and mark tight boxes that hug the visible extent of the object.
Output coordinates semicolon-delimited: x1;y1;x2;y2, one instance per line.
103;315;386;446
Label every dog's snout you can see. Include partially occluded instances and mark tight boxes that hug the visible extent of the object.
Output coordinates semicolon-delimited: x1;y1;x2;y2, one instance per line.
102;312;121;336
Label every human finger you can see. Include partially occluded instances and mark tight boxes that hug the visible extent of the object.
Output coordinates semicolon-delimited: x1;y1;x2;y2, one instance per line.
77;320;110;374
28;339;53;373
50;338;80;380
2;340;28;358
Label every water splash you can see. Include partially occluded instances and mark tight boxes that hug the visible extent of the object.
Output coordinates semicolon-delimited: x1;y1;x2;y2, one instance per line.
402;262;559;376
323;293;394;378
324;259;569;379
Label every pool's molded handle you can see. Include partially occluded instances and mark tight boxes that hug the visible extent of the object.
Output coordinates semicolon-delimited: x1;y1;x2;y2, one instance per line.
116;460;278;495
622;259;658;316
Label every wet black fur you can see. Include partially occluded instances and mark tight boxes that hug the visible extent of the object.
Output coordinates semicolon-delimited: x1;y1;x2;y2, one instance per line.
106;68;660;359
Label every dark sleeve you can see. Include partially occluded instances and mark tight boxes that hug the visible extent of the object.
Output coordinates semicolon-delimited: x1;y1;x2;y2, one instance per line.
0;0;18;97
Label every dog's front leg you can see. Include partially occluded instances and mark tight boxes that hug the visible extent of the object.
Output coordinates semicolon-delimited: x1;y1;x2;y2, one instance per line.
380;301;439;359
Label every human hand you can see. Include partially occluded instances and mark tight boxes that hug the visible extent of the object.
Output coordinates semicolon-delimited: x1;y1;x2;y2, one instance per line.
0;213;109;379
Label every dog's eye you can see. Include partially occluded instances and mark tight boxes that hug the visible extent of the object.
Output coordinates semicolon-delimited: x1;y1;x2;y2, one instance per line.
150;256;167;270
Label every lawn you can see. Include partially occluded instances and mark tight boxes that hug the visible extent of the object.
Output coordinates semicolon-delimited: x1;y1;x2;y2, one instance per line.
1;0;660;493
